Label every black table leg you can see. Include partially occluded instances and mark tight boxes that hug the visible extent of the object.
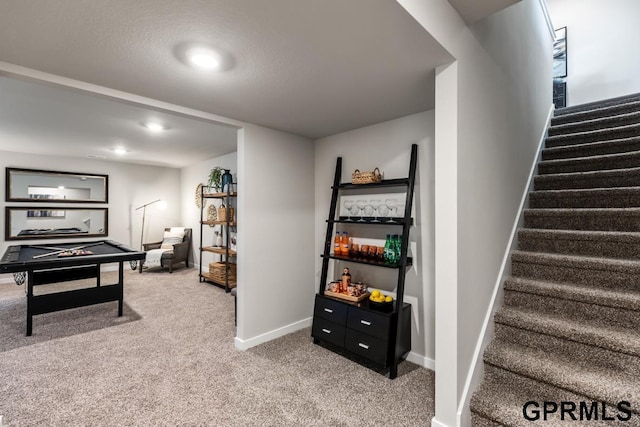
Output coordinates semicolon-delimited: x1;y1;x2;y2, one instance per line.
26;273;33;336
118;262;124;317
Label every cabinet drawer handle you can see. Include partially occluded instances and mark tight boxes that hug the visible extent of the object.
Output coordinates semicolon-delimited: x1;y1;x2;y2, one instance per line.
322;328;332;334
358;343;370;350
360;320;372;326
323;308;334;313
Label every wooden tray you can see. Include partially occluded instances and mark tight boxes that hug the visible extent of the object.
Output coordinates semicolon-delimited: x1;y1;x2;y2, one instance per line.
324;290;370;302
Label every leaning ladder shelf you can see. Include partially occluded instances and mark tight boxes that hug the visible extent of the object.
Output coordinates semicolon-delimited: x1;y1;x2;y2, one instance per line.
199;185;237;292
312;143;418;379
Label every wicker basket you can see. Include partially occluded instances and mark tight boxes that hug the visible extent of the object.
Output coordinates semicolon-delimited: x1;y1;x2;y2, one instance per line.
352;167;382;185
209;262;237;282
217;205;235;222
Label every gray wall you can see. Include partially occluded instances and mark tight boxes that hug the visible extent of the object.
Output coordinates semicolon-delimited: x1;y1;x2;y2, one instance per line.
235;124;315;348
398;0;553;425
547;0;640;106
314;110;435;367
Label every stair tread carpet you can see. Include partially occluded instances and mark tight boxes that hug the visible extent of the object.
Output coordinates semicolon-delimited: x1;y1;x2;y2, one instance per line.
472;366;632;426
484;339;640;410
552;99;640;126
555;92;640;116
495;306;640;358
529;186;640;208
538;149;640;174
504;276;640;312
545;122;640;148
534;166;640;190
523;207;640;232
548;110;640;137
542;136;640;160
511;250;640;274
517;228;640;258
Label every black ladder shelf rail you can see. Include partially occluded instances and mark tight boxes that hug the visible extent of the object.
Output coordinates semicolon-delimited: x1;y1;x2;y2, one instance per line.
314;143;418;379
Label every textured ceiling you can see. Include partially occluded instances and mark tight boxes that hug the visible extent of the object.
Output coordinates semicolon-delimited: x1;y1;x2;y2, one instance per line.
0;0;453;143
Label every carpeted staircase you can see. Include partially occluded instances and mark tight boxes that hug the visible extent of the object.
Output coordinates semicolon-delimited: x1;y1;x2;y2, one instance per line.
470;93;640;426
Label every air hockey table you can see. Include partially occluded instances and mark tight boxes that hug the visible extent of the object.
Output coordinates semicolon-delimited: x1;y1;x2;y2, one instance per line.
0;240;145;336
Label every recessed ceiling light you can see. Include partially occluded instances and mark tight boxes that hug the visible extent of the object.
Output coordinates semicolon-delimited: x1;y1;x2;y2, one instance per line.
186;48;221;70
114;147;128;155
58;186;65;189
143;121;165;132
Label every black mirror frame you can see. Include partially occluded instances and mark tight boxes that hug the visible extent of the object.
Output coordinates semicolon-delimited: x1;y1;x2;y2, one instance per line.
5;206;109;241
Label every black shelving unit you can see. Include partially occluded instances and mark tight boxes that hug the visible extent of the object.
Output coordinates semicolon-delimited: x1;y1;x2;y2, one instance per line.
199;185;237;293
312;144;417;379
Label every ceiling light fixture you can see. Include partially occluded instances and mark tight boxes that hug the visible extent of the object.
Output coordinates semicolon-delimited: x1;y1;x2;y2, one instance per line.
143;121;165;132
186;48;221;70
114;147;128;155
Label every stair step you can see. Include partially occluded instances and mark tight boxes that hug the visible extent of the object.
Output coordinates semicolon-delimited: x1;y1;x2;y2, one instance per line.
552;99;640;126
538;150;640;175
548;111;640;137
533;167;640;191
523;207;640;232
495;321;640;379
555;92;640;116
542;136;640;161
483;340;640;413
545;123;640;149
471;365;629;426
518;229;640;259
529;187;640;208
503;277;640;331
511;250;640;291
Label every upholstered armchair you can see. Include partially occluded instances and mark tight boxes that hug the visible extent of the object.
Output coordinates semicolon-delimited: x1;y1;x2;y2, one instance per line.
139;228;192;273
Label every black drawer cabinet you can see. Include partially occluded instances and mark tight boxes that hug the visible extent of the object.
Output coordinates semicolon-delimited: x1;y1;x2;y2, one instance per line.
312;294;411;373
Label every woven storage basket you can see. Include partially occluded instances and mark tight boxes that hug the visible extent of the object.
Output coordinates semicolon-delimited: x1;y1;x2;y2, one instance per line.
352;167;382;185
217;205;235;222
209;262;237;282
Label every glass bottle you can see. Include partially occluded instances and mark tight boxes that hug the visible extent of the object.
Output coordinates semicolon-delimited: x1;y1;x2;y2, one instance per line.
334;231;341;255
384;234;392;263
341;231;350;257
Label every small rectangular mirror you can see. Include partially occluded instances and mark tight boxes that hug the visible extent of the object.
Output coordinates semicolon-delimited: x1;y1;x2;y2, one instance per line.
5;207;108;240
6;168;108;203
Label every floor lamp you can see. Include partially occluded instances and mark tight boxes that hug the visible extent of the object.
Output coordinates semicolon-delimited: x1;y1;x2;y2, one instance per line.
130;199;164;270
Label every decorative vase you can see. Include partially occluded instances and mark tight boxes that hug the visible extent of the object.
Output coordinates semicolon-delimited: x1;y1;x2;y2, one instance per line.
222;169;233;192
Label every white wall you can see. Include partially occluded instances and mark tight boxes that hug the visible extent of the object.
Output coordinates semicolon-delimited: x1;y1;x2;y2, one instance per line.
547;0;640;106
398;0;553;425
314;110;435;367
0;150;181;280
180;151;238;269
235;124;315;348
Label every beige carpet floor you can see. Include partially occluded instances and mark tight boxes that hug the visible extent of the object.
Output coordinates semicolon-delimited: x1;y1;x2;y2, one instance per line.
0;268;434;426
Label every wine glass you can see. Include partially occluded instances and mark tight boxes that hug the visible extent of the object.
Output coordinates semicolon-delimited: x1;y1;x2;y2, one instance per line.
363;202;374;221
356;199;367;222
385;198;397;223
343;199;355;221
370;199;381;222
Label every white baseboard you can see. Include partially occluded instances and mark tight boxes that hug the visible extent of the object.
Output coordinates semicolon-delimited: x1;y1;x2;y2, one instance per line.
431;417;450;427
456;103;555;426
406;351;435;371
234;317;312;351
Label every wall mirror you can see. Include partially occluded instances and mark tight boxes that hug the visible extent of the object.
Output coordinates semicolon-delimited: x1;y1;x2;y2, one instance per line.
5;207;108;240
6;168;108;203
